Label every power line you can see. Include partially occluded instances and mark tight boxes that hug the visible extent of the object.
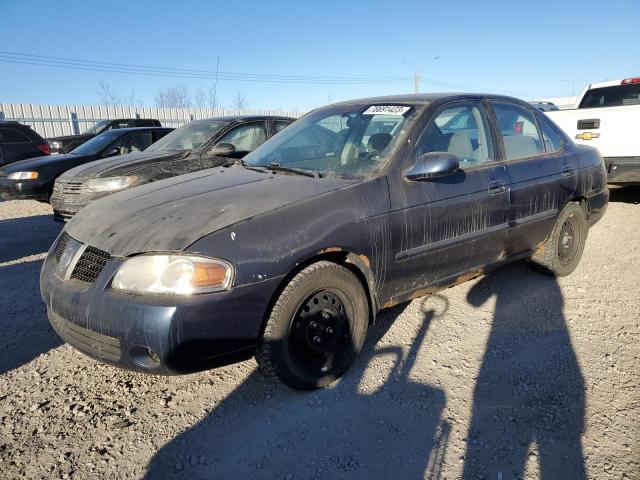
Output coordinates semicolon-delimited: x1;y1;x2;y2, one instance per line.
0;50;563;97
0;51;411;84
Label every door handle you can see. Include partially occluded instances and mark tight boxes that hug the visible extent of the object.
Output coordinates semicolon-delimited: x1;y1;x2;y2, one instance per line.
562;166;576;177
488;181;506;195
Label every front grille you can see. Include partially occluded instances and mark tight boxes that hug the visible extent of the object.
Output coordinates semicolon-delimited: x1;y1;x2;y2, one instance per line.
49;311;121;362
55;179;86;198
53;209;76;222
70;245;111;283
54;232;71;262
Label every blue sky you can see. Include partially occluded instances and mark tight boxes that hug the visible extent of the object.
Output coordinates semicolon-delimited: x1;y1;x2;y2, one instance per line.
0;0;638;111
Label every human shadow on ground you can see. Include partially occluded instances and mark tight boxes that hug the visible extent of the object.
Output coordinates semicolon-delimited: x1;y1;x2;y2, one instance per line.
462;263;586;479
608;185;640;204
145;300;449;480
0;214;61;264
0;259;62;374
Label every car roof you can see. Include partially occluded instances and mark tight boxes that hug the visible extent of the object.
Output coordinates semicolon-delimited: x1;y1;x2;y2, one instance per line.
0;120;30;127
99;127;173;133
106;118;159;121
190;115;296;124
326;92;526;108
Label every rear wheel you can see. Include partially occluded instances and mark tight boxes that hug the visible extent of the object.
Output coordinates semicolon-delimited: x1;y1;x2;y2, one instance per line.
529;202;588;276
256;261;369;390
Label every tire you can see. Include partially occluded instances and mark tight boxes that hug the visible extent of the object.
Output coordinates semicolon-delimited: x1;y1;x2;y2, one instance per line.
529;202;588;277
256;261;369;390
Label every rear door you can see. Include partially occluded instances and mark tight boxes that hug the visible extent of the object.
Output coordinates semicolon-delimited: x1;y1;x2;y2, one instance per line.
488;100;577;255
386;100;510;297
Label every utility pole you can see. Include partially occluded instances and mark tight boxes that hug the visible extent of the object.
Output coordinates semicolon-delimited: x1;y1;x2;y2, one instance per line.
213;56;220;109
404;56;439;94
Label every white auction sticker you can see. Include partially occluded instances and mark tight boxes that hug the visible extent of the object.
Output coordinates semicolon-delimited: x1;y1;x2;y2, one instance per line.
362;105;411;115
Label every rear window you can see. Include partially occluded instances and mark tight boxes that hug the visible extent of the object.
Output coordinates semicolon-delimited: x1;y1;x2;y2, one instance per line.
579;84;640;108
0;128;31;143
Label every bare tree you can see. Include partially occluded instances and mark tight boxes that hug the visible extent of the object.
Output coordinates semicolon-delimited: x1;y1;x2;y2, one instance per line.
207;83;219;110
98;82;122;106
193;88;207;109
233;89;247;110
155;83;191;108
123;91;141;107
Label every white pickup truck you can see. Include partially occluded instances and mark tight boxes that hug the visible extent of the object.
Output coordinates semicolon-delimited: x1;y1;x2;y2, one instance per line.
546;77;640;184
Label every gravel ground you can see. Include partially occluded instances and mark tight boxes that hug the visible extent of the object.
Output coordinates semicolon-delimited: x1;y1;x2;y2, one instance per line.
0;188;638;480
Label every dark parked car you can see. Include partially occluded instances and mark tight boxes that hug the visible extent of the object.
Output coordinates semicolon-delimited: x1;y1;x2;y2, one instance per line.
48;118;162;154
529;101;559;112
50;115;294;220
0;121;50;165
41;94;608;390
0;127;172;202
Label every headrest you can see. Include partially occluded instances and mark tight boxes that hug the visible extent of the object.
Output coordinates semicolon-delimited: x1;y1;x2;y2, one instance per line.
368;133;393;151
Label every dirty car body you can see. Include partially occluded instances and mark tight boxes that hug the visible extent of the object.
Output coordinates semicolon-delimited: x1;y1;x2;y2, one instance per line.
40;94;608;388
49;115;294;220
0;127;172;202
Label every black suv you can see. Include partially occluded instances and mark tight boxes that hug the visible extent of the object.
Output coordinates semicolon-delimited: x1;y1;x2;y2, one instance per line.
0;121;51;166
48;118;161;154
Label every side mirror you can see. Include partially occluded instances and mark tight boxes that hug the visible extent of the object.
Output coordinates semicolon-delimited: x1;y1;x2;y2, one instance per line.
103;147;119;158
405;152;459;181
209;142;236;156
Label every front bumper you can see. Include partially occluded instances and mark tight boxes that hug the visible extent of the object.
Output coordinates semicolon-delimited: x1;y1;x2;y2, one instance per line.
40;238;283;374
0;178;51;201
604;157;640;185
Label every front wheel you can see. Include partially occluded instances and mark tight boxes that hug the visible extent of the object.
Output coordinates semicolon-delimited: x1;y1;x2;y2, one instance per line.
529;202;588;277
256;261;369;390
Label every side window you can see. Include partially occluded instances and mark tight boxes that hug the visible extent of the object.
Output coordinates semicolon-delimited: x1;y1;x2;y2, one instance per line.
0;128;31;143
537;115;564;153
153;130;171;142
216;123;267;152
416;101;494;166
106;121;129;131
491;102;544;161
273;121;292;133
110;132;152;155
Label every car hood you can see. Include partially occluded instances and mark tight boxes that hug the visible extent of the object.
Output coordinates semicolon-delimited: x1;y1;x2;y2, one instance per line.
0;153;86;174
65;165;357;256
58;150;190;181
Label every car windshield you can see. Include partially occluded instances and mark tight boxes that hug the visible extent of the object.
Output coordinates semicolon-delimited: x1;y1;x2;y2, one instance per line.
82;120;110;135
243;104;420;178
146;120;226;152
70;130;124;156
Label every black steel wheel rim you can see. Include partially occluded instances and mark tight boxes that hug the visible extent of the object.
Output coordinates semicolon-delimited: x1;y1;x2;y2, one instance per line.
557;214;580;265
288;289;350;371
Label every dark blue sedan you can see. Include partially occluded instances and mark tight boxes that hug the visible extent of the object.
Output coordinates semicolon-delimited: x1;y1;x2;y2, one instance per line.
40;93;608;389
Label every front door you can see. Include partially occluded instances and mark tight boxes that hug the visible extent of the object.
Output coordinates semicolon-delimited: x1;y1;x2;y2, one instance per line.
385;100;510;300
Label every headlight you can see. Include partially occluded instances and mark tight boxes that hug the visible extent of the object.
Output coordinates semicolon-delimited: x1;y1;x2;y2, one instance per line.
84;176;138;192
112;254;234;295
7;171;38;180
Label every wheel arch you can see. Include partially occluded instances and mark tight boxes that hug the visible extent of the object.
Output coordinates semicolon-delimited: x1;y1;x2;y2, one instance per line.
257;249;380;341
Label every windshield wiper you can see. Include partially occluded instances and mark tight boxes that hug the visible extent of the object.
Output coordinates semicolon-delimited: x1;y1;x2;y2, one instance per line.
233;158;271;173
267;163;320;178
